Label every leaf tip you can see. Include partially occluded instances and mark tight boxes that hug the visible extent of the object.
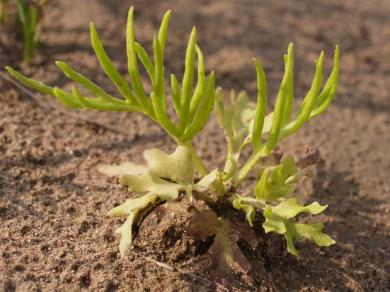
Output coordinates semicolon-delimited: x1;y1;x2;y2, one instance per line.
334;45;340;64
164;9;172;17
5;66;17;79
318;51;325;62
209;70;215;80
252;56;260;67
54;60;66;69
190;26;197;41
287;42;294;54
89;21;96;30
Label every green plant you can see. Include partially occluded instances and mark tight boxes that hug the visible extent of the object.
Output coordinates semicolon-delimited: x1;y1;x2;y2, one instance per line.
16;0;49;62
5;7;339;274
0;0;9;24
0;0;49;62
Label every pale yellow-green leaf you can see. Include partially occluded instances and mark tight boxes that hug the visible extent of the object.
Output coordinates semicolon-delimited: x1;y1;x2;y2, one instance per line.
271;198;327;219
262;204;335;257
255;156;298;200
195;168;218;190
262;207;287;234
144;145;194;183
107;193;158;217
120;171;182;201
215;91;255;155
294;222;335;247
108;193;157;257
115;212;136;257
232;196;256;227
98;162;146;177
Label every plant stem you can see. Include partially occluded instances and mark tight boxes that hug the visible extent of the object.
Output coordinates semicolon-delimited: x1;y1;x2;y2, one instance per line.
186;143;208;176
234;147;268;187
223;141;235;170
193;191;217;207
226;194;266;209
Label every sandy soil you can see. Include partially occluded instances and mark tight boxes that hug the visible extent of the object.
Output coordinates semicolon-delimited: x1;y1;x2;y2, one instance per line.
0;0;389;291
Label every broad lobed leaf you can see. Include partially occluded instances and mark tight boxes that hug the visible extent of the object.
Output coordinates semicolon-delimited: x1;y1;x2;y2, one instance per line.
144;145;194;184
255;155;298;200
108;193;157;257
98;162;146;177
271;198;327;219
107;193;158;217
115;212;136;257
100;146;219;256
120;171;182;201
231;195;256;226
262;200;335;257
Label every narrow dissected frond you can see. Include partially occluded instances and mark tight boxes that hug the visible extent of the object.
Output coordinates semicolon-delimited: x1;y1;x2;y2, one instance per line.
179;27;197;130
6;6;216;145
251;58;268;151
231;43;339;185
126;7;148;109
90;22;137;105
264;43;295;154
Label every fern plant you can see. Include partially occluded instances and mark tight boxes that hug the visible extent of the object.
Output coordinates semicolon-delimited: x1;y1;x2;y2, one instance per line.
6;7;339;274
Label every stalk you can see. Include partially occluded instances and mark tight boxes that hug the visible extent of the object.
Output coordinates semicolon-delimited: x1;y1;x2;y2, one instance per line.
233;147;267;187
227;194;265;209
193;191;217;207
185;143;208;176
221;140;239;184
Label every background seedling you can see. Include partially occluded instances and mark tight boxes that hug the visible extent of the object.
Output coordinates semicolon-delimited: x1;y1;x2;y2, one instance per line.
6;6;339;276
0;0;49;62
0;0;9;24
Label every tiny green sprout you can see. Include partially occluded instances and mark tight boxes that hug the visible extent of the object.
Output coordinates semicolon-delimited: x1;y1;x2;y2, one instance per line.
0;0;49;62
0;0;7;24
5;6;340;274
